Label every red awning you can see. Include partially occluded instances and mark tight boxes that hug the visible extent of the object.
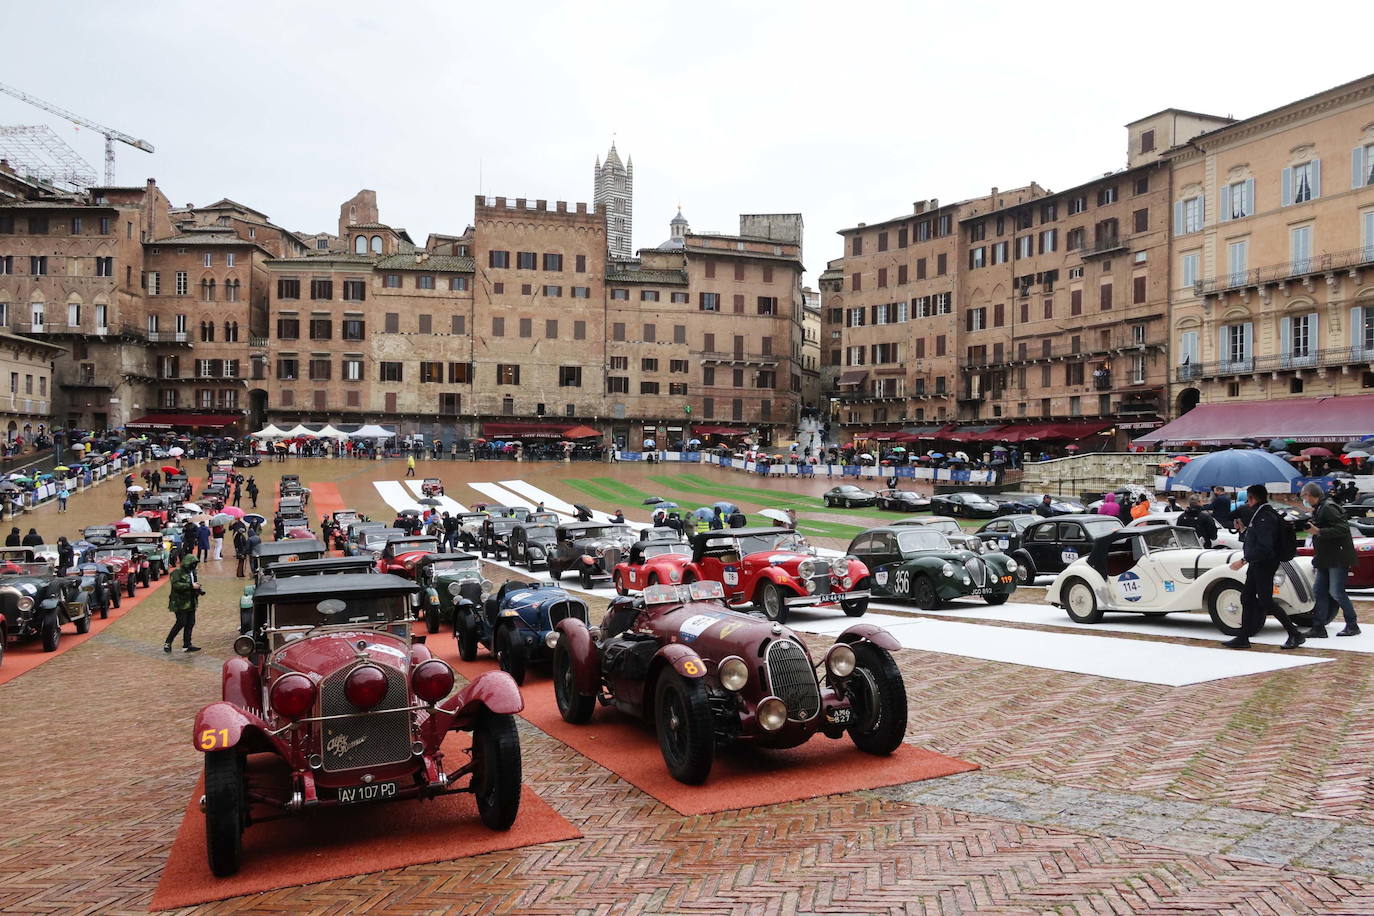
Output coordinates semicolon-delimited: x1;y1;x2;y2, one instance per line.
126;413;239;430
1134;395;1374;446
848;429;902;441
561;425;602;439
1000;421;1112;443
943;425;1010;443
481;422;572;439
691;425;748;436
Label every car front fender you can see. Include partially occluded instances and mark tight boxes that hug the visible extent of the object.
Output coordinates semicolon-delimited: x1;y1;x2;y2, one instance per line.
192;701;280;755
220;656;260;709
439;669;524;731
1047;560;1105;604
655;642;707;678
753;567;803;598
834;623;901;652
554;617;599;694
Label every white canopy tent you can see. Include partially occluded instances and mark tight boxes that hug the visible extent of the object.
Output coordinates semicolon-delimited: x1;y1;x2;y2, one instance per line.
314;424;350;441
281;424;316;438
250;424;288;439
349;424;396;439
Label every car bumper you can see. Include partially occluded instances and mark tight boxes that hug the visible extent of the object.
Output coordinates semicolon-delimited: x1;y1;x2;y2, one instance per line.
786;589;870;607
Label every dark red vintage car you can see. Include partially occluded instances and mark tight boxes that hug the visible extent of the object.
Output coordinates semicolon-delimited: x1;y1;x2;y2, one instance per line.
613;539;692;594
552;580;907;784
84;545;147;597
375;535;441;578
681;528;870;623
1297;531;1374;588
193;573;523;876
421;478;445;497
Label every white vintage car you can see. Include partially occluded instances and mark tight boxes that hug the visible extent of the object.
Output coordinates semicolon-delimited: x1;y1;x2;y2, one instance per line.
1046;524;1314;635
1126;514;1242;549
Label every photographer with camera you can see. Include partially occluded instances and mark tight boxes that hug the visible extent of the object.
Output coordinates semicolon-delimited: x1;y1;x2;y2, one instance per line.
162;553;205;654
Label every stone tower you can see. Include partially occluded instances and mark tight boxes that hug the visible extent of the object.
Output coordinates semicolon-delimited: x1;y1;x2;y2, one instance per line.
594;143;633;258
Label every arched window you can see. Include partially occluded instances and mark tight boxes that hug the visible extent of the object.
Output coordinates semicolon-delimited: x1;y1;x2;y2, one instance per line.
354;235;367;254
200;278;216;301
223;320;239;342
200;320;215;343
370;235;383;254
224;278;240;302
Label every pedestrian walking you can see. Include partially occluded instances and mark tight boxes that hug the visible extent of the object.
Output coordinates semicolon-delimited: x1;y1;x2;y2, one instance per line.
233;525;249;578
1225;484;1304;650
211;522;224;561
196;521;212;561
56;536;73;575
162;554;203;653
728;508;747;528
406;454;416;477
1176;495;1219;547
246;476;259;508
1300;482;1360;638
57;484;68;513
231;483;242;507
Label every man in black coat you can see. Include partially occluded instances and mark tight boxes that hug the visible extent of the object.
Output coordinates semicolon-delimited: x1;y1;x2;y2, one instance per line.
1224;484;1303;650
1208;486;1234;530
1176;495;1219;547
1301;481;1360;638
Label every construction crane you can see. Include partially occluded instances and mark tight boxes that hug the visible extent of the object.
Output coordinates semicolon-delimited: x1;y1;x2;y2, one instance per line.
0;81;153;186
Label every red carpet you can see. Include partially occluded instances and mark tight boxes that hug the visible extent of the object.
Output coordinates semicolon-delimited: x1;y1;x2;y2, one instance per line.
0;575;168;687
151;730;581;910
453;655;977;816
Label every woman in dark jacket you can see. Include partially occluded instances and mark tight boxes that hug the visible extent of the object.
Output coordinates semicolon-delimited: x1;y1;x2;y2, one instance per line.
21;528;42;547
56;536;73;575
5;527;20;546
1301;482;1359;637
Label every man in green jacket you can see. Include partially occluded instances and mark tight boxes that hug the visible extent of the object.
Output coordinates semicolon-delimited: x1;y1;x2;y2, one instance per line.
1301;482;1360;638
163;554;204;653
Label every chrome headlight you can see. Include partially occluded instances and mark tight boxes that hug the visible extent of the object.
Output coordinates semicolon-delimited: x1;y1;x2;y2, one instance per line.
798;558;817;579
544;631;559;649
830;556;849;576
842;576;853;590
941;563;954;577
806;577;818;594
1272;570;1287;587
962;576;971;585
529;546;544;556
757;696;787;731
718;656;748;691
1004;559;1019;572
480;578;494;598
17;596;33;612
825;643;856;678
669;569;680;582
968;539;985;553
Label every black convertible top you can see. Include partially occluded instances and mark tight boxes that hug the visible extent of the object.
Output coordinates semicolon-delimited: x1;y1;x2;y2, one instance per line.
253;539;326;557
254;572;416;601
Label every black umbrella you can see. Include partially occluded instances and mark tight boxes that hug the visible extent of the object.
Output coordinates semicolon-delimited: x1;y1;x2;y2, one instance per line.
400;509;422;516
642;496;664;505
418;498;440;506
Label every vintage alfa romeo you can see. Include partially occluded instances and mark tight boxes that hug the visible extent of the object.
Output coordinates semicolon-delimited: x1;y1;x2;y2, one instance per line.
682;528;869;623
551;580;907;784
194;573;524;877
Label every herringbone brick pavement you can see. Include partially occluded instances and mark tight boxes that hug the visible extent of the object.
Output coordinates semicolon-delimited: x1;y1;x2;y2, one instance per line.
2;550;1374;913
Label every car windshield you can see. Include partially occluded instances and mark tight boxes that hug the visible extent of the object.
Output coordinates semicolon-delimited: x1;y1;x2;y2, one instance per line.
1139;527;1201;552
389;540;433;553
424;479;441;485
644;544;691;559
572;526;610;540
0;561;48;576
928;520;962;535
490;520;517;532
736;531;809;555
364;532;397;548
94;549;134;560
958;493;993;504
271;594;408;629
898;529;953;552
1084;519;1124;537
429;558;480;574
606;525;633;538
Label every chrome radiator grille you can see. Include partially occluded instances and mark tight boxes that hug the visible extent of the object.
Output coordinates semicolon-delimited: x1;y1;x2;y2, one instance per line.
1280;561;1309;603
964;557;987;587
547;599;589;628
765;639;820;721
597;547;621;570
319;664;413;772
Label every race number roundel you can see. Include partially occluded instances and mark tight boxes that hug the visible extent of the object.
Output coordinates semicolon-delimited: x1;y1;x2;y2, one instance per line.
1116;570;1143;601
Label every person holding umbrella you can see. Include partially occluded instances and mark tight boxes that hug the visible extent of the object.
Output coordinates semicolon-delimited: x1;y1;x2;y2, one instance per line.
246;476;259;508
1225;484;1304;650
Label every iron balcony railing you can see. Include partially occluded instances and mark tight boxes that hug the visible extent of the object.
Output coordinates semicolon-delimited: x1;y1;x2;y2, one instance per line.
958;332;1164;370
1196;246;1374;295
1175;345;1374;381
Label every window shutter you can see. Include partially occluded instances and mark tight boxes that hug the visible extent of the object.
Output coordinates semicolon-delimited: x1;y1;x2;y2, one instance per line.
1310;311;1319;354
1355;146;1368;189
1197;196;1204;225
1245;178;1255;215
1352;306;1364;352
1219;184;1231;222
1173;200;1183;235
1279;315;1290;361
1243;322;1253;362
1218;327;1228;367
1311;158;1321;198
1281;167;1292;206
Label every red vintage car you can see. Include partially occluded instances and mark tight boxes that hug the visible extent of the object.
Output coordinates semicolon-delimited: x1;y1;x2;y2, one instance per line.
552;580;907;784
85;545;149;596
194;573;523;876
421;478;445;497
1297;531;1374;588
376;535;441;577
681;528;870;623
613;539;692;594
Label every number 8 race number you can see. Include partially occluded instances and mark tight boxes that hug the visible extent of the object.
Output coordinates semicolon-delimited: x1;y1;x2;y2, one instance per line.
682;660;700;675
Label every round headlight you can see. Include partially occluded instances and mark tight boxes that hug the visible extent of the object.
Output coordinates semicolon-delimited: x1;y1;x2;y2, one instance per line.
830;556;849;576
413;659;455;703
344;664;389;710
669;569;680;582
269;673;316;719
962;576;971;585
17;596;33;612
718;656;748;691
826;644;856;678
1272;570;1287;587
545;631;560;649
232;635;255;657
842;576;853;590
757;696;787;731
1004;559;1019;572
806;577;818;594
941;563;955;577
480;579;494;598
798;558;817;579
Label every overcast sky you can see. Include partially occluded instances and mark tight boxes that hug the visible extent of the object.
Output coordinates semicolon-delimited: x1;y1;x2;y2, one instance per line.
3;1;1369;281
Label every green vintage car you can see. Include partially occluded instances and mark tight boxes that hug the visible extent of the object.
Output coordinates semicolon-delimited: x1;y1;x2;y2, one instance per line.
847;525;1019;610
415;552;492;633
118;532;169;581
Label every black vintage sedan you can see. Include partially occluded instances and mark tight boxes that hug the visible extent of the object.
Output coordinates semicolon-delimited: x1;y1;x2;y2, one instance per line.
875;488;931;511
823;485;878;508
1008;514;1124;581
930;491;1001;518
974;515;1039;581
993;493;1087;517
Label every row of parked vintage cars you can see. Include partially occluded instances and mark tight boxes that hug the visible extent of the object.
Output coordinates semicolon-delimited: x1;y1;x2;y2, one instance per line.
191;496;912;877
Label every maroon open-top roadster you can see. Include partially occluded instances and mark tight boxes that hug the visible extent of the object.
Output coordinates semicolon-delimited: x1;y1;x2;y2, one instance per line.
192;573;524;876
552;580;907;784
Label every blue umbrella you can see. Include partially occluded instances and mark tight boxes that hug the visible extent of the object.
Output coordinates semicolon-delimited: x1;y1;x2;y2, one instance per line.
691;507;714;520
713;501;738;514
1171;448;1301;490
654;501;680;510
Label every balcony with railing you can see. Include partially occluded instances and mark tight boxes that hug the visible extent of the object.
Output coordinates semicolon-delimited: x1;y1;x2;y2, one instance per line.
1078;234;1130;258
1175;345;1374;381
958;329;1164;371
698;350;780;366
147;331;191;344
1196;246;1374;296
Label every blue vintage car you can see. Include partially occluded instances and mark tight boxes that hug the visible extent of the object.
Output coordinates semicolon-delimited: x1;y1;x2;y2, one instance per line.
455;581;590;685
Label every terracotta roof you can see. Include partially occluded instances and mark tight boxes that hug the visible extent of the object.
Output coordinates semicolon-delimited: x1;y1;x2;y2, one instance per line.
605;268;688;285
373;253;474;272
148;233;255;246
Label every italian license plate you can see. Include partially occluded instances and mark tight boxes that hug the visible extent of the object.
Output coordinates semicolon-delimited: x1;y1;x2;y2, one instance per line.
337;781;399;804
970;586;994;596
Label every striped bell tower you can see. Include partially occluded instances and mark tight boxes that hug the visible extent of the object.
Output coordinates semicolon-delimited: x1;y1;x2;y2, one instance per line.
594;142;633;258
